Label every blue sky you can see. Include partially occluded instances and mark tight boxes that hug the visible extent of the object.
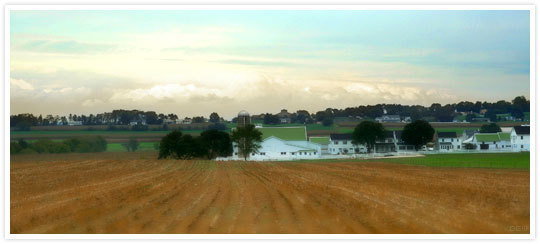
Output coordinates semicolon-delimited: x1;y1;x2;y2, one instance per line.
10;10;530;118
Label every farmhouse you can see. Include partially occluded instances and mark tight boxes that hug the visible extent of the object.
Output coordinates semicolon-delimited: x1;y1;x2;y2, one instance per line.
277;109;292;124
437;132;461;151
374;131;417;153
232;126;322;161
471;132;512;151
328;134;366;154
511;126;530;152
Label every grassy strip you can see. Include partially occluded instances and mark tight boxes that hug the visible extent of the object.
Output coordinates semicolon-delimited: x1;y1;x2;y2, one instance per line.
371;152;530;169
106;142;157;152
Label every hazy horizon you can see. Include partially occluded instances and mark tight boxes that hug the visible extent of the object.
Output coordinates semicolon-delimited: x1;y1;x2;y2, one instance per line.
10;10;530;119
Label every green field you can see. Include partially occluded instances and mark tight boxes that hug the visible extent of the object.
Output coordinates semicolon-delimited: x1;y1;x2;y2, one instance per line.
285;152;529;169
372;152;530;169
106;142;157;152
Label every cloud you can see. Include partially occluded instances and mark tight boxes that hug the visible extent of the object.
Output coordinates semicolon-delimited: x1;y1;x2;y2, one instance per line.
82;99;105;107
16;40;116;54
10;78;34;90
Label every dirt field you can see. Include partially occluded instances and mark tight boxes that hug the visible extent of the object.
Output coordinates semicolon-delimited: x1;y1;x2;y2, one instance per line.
10;152;530;234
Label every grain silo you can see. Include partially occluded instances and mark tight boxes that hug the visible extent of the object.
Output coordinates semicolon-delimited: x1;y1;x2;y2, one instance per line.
237;110;251;128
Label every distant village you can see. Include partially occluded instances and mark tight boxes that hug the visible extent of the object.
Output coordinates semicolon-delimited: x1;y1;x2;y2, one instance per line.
222;110;530;161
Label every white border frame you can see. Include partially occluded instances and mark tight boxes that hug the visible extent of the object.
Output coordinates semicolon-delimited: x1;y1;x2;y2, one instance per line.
4;4;535;240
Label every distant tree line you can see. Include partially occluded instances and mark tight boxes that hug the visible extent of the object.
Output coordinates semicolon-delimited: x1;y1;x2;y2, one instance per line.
10;96;529;131
237;96;530;125
10;136;107;155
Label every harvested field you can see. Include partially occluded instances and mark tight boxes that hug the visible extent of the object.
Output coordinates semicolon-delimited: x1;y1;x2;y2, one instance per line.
10;153;530;234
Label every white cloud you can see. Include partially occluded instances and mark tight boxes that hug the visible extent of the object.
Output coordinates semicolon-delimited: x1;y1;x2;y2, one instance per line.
10;78;34;90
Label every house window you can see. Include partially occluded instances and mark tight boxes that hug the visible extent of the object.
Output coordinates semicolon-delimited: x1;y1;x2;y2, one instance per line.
334;141;338;145
280;152;286;155
260;152;266;155
493;141;496;144
251;153;255;156
234;152;238;155
451;138;453;142
314;152;317;155
291;152;296;155
521;136;523;140
457;145;460;149
521;145;524;148
442;138;444;142
343;141;347;145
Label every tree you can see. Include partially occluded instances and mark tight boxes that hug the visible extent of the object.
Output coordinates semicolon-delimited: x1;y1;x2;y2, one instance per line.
159;130;183;159
263;113;279;125
322;117;333;127
231;124;263;161
401;120;435;150
465;113;477;122
158;131;204;159
123;137;140;152
192;116;205;123
352;121;385;153
209;112;221;123
479;123;501;133
512;96;530;112
199;129;233;159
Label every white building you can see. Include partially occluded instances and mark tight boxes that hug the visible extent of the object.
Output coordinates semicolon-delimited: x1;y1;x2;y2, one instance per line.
232;126;322;161
328;134;365;154
511;126;530;152
375;115;401;123
471;132;512;151
437;132;461;151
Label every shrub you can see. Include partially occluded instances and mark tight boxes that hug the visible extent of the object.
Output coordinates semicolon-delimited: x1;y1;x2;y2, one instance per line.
10;142;22;155
123;137;140;152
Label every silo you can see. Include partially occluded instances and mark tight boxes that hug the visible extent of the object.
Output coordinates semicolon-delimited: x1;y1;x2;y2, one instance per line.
236;110;251;159
237;110;251;128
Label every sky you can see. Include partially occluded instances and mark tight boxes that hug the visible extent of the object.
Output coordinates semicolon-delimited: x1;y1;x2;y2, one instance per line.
10;10;530;119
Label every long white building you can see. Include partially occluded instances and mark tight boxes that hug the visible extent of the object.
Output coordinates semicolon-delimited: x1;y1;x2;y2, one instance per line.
232;126;322;161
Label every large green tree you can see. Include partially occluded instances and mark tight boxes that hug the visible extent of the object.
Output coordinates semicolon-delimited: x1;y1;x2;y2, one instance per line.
352;121;385;153
231;124;263;161
479;123;502;133
401;120;435;150
199;129;233;159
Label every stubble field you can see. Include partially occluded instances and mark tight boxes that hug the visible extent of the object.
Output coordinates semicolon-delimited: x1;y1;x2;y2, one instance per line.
10;152;530;234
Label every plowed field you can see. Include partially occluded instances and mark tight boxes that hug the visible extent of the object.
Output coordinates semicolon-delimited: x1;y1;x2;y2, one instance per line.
10;153;529;234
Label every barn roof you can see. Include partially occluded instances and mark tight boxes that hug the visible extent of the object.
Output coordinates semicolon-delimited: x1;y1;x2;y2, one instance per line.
257;127;307;141
309;136;330;145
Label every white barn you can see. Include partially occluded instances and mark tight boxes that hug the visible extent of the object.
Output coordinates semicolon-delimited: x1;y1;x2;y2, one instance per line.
471;132;512;151
511;126;530;152
232;126;322;161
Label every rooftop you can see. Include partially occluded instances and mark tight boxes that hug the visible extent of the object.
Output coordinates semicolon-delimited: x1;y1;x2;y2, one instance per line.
513;126;530;135
330;133;353;140
258;127;307;141
309;136;330;145
437;132;457;138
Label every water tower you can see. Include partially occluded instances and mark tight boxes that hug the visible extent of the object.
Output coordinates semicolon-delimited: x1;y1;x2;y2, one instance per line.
237;110;251;128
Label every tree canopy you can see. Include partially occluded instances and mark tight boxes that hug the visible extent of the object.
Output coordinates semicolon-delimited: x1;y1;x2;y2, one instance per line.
401;120;435;150
199;129;233;159
479;123;502;133
352;121;385;153
231;124;263;161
